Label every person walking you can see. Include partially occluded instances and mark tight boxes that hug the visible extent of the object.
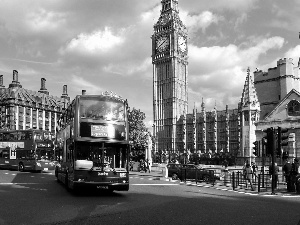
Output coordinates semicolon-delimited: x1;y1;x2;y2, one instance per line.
129;160;134;171
251;162;258;179
269;163;280;189
282;160;292;183
274;163;280;189
147;159;151;173
244;164;255;191
291;158;300;191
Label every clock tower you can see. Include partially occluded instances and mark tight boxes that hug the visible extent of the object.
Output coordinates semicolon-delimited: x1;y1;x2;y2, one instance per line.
152;0;188;157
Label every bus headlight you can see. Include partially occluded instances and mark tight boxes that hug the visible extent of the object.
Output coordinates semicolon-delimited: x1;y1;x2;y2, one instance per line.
36;162;41;167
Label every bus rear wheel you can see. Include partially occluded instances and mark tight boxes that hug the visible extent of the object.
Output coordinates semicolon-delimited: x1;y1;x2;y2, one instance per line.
18;163;24;172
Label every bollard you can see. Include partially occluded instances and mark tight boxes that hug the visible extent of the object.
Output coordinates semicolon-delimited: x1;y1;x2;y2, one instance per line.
232;171;235;190
258;174;261;192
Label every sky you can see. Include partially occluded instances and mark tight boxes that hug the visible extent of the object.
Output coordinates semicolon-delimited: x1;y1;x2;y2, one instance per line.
0;0;299;131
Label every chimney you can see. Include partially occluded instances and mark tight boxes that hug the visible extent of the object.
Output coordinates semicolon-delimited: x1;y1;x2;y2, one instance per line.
82;90;86;95
13;70;18;82
9;70;22;88
38;78;49;95
61;85;70;101
0;75;5;88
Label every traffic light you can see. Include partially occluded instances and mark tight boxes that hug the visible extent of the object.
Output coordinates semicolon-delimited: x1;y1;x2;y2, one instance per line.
263;128;274;156
262;138;267;157
277;127;289;156
282;150;289;160
253;141;259;156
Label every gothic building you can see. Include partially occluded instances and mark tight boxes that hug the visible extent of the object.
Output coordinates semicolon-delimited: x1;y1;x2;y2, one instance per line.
152;0;188;152
0;70;70;133
152;0;241;161
255;58;300;163
152;0;300;165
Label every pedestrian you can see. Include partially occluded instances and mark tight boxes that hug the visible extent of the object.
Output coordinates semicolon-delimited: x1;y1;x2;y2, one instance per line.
274;163;279;189
143;159;147;172
282;160;292;184
148;159;151;173
251;162;258;179
129;160;134;171
244;164;255;191
291;158;300;190
269;163;280;188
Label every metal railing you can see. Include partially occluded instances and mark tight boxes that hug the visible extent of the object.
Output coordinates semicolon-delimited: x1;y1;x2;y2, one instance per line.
180;168;216;186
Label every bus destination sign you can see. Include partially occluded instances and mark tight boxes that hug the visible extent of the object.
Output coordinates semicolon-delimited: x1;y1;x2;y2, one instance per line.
91;125;115;138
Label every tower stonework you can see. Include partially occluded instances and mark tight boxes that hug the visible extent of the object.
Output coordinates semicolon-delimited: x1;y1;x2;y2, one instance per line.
152;0;188;156
240;68;260;164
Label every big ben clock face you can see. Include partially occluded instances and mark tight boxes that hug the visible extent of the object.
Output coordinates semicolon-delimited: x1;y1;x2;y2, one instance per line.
178;35;187;52
156;36;169;53
160;13;171;25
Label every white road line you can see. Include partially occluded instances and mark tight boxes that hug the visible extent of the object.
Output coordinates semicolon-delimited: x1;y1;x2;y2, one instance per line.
282;195;300;198
131;184;179;186
0;183;38;185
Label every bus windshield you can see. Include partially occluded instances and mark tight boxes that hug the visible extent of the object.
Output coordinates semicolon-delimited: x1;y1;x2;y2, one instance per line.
79;98;125;122
75;142;127;169
36;149;54;161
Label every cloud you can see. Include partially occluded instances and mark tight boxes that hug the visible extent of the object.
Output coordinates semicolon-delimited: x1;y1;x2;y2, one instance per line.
26;8;66;32
180;0;259;14
62;27;125;55
103;58;151;76
284;45;300;63
181;11;223;34
70;75;103;95
187;36;285;110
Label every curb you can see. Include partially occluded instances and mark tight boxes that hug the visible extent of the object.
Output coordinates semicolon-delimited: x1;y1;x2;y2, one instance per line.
130;173;300;198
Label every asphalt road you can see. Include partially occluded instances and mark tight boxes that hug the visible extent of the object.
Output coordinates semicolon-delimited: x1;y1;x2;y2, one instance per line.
0;169;299;225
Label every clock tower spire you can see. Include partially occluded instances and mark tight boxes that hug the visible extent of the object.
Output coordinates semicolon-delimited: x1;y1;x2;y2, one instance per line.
152;0;188;158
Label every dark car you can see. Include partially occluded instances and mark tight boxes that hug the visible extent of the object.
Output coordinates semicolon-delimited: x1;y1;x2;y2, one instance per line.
168;163;217;182
167;163;183;179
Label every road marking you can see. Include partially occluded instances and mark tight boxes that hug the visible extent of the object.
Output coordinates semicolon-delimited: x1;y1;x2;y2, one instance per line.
282;195;300;198
0;183;38;185
131;184;179;186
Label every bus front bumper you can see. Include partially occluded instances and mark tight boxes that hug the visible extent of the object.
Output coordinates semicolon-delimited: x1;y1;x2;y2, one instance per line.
73;181;129;191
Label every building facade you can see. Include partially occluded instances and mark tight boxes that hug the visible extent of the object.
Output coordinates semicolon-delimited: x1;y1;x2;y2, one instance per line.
254;58;300;163
0;70;70;133
152;1;300;165
152;0;188;153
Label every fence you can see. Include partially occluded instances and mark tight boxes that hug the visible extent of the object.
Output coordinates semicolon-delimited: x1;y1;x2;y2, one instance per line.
222;170;282;192
179;168;216;186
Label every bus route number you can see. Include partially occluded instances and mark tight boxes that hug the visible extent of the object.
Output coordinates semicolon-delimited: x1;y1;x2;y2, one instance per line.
91;125;108;137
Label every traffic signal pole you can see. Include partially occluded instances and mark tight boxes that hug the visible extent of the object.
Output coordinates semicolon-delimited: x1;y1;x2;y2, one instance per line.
270;127;276;195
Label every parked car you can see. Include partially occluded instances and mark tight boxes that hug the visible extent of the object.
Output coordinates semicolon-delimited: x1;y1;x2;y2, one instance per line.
168;163;218;182
167;163;183;180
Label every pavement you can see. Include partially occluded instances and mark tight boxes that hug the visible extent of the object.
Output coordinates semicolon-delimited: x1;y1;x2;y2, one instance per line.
129;164;300;198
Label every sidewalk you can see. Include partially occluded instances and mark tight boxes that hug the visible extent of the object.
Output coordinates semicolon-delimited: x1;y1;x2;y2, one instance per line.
129;164;300;197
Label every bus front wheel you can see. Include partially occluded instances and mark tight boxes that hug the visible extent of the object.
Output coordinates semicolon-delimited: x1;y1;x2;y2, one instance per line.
18;163;24;172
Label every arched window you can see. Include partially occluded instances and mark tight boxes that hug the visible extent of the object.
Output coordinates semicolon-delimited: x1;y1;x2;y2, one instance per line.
287;100;300;116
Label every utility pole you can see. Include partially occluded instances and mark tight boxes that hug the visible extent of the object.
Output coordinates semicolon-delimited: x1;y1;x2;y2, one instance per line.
270;127;276;195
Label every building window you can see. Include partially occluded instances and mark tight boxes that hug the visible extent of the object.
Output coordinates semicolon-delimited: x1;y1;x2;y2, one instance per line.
287;100;300;116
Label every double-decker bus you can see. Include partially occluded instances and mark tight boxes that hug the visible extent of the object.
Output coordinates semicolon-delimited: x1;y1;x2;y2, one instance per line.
55;91;130;192
0;129;56;172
